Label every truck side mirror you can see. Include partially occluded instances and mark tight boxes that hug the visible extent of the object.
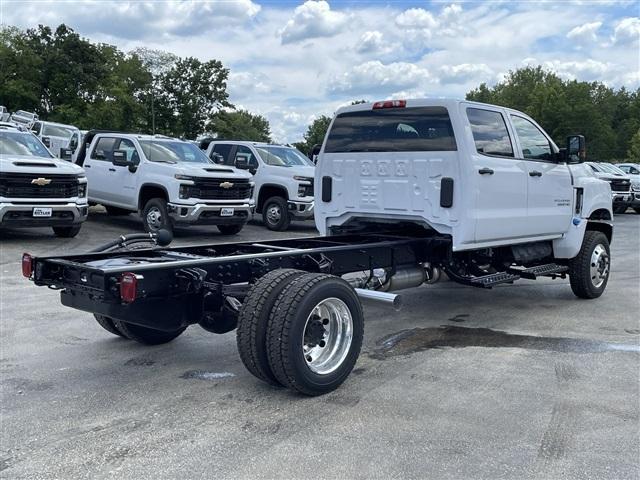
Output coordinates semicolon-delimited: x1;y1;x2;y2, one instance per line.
210;152;224;164
60;148;73;161
567;135;586;163
112;150;129;167
235;156;249;170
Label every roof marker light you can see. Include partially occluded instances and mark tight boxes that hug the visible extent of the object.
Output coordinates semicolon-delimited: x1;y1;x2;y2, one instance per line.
372;100;406;109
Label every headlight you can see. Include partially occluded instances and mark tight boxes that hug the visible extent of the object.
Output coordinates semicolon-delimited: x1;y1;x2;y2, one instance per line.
632;182;640;192
78;182;87;198
174;174;195;181
179;185;191;199
293;176;313;182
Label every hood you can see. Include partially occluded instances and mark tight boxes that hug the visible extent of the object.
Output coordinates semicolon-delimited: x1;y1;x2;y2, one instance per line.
172;162;252;180
0;154;85;175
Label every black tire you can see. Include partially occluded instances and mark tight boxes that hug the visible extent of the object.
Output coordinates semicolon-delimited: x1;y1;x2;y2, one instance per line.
262;196;291;231
113;320;186;345
236;269;306;387
568;230;611;299
266;273;364;396
93;314;126;338
52;225;81;238
141;198;172;234
634;207;640;214
613;205;627;214
105;205;130;216
217;224;243;235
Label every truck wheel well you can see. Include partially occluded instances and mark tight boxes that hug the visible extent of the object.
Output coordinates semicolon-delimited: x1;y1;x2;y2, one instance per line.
588;209;611;221
257;185;288;213
138;184;169;211
586;221;612;244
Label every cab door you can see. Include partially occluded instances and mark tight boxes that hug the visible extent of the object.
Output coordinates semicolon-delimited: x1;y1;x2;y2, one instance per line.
108;138;140;208
509;114;572;236
83;136;117;203
465;105;530;243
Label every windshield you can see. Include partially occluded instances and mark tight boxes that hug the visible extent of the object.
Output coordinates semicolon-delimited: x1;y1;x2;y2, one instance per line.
139;140;212;164
43;124;75;139
255;146;313;167
0;131;52;158
597;163;626;175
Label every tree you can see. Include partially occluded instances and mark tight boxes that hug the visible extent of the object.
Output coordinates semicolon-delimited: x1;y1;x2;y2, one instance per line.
295;115;332;155
627;129;640;163
210;109;271;142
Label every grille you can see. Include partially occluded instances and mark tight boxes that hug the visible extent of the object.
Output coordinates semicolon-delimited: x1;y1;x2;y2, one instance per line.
0;173;79;198
186;178;252;200
610;179;631;192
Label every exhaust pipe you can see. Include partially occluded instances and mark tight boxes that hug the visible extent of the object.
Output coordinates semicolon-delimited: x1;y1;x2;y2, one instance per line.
355;288;402;311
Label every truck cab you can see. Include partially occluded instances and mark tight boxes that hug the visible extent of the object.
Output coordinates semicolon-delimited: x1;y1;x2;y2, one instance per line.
316;99;612;260
76;132;254;235
205;141;314;231
30;120;82;161
0;125;88;237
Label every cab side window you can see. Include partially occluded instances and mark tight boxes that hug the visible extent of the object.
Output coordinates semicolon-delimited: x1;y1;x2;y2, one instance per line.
212;144;233;165
31;122;41;135
235;145;257;168
91;137;117;161
116;138;140;164
511;115;552;160
466;108;514;157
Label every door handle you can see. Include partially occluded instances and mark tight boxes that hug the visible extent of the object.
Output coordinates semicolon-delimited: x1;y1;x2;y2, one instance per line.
108;168;116;172
529;170;542;177
84;165;91;168
478;168;494;175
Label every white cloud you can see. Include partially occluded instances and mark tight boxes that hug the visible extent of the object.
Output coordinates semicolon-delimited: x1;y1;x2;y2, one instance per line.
356;31;385;54
329;61;430;95
612;17;640;44
395;8;438;29
438;64;493;84
279;0;349;44
543;59;612;80
567;21;602;44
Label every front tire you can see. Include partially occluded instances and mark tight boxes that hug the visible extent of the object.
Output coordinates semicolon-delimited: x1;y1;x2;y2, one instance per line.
52;225;81;237
262;196;290;231
105;205;130;216
217;224;243;235
113;320;186;345
266;273;364;396
613;205;627;214
568;230;610;299
142;198;172;234
634;207;640;214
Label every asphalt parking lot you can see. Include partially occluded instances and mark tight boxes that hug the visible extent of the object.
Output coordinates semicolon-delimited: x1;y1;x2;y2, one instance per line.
1;209;639;479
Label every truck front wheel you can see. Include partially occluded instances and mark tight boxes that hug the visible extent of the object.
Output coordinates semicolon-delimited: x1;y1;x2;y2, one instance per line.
262;196;291;231
266;273;364;396
568;230;610;299
52;225;81;238
142;198;172;234
217;224;243;235
113;320;186;345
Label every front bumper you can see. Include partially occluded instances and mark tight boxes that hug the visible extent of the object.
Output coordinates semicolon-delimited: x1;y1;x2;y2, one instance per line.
167;201;254;226
287;200;314;219
0;201;88;227
611;191;633;206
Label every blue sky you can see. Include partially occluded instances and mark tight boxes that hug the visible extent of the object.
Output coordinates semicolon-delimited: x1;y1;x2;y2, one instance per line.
2;0;639;141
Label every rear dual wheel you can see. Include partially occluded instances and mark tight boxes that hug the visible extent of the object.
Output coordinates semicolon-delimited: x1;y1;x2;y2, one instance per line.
93;314;185;345
237;271;364;396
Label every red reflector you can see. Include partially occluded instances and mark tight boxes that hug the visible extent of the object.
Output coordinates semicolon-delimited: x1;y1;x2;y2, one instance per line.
120;272;140;303
372;100;406;109
22;253;33;278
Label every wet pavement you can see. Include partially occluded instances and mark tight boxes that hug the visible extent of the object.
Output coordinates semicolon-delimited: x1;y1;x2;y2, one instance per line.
1;210;639;479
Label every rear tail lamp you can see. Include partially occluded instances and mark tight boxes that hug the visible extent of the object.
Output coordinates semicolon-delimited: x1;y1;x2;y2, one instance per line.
22;253;33;278
372;100;406;109
120;272;142;303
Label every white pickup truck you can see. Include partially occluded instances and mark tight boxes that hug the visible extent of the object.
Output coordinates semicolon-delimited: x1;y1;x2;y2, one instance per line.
76;132;254;235
9;110;38;129
204;141;314;231
26;99;613;396
30;120;82;161
0;125;88;237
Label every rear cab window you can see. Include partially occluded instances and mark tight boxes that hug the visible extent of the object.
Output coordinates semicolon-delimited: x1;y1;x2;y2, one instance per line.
324;106;457;153
466;108;514;157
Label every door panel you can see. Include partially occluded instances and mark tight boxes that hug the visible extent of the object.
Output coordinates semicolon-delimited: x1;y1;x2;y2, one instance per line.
108;139;139;208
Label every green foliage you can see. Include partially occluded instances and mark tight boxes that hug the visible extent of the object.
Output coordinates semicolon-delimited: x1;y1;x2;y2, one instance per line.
210;109;271;142
296;115;332;154
627;129;640;163
466;66;640;161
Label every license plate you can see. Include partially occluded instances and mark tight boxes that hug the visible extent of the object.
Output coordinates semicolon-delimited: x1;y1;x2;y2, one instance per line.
32;207;52;217
220;208;234;217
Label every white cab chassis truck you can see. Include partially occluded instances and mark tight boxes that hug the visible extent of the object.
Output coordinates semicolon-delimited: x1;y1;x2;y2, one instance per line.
1;126;88;237
76;131;255;235
204;141;315;231
25;99;612;396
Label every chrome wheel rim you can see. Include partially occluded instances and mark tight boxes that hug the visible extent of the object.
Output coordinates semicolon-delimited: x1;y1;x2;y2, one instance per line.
146;207;163;231
302;297;353;375
590;243;610;288
266;204;281;225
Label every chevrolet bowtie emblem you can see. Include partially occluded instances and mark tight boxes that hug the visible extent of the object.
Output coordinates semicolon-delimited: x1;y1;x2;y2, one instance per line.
220;182;234;189
31;178;52;186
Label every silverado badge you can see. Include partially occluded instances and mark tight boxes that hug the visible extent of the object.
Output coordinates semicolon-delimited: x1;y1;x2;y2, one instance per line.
220;182;234;189
31;178;52;186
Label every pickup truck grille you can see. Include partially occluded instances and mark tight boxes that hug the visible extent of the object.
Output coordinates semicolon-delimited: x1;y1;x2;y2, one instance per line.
0;173;79;198
187;178;252;200
610;179;631;192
